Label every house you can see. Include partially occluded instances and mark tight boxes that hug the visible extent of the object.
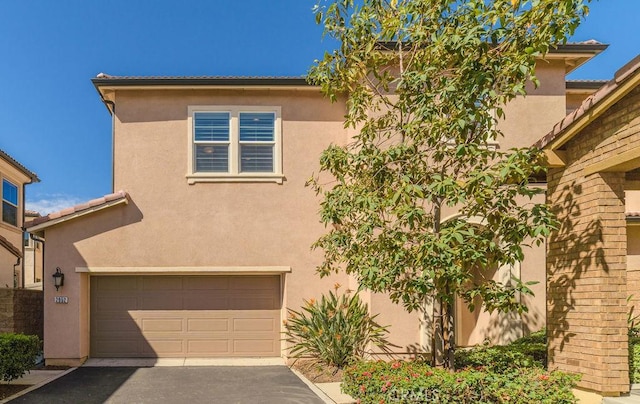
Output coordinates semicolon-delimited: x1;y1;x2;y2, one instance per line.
0;149;39;288
26;43;606;367
537;54;640;396
23;210;43;290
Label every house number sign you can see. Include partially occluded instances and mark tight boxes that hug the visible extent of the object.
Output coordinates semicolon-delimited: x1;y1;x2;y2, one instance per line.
54;296;69;304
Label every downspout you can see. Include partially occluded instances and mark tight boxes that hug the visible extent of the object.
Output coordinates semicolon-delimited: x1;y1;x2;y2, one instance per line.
20;180;32;289
104;100;116;193
13;257;21;289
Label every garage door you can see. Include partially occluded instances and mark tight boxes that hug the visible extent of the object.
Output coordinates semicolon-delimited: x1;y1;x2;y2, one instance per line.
90;275;281;358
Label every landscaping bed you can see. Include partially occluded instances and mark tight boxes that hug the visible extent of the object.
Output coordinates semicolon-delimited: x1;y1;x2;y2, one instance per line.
343;360;578;404
0;384;30;400
342;329;580;403
291;359;344;383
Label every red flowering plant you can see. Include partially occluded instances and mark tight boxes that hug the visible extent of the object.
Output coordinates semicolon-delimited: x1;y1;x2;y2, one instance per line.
342;361;579;404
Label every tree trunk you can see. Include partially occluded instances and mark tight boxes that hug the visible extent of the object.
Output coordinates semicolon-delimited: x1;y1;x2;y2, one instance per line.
432;297;445;367
442;299;456;370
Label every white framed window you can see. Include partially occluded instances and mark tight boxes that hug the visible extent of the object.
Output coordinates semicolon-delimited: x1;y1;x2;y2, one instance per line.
2;179;18;226
187;106;283;184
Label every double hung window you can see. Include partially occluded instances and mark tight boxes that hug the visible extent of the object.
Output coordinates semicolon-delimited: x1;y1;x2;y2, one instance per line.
188;106;282;183
2;179;18;226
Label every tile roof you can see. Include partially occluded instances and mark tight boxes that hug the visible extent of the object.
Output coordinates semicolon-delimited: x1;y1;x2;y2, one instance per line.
24;210;41;217
0;234;22;259
25;191;129;229
0;149;39;182
535;54;640;150
92;74;311;87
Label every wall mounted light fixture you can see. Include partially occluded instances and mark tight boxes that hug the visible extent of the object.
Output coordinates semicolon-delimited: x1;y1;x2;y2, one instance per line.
52;267;64;291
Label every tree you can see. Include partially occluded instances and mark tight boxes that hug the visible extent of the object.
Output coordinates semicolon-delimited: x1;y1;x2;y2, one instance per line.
308;0;588;369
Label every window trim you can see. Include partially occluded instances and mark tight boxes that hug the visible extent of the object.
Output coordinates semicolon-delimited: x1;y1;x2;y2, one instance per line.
2;178;19;228
187;105;283;184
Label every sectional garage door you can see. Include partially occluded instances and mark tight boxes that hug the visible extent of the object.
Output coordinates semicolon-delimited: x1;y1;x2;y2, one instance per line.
90;275;281;358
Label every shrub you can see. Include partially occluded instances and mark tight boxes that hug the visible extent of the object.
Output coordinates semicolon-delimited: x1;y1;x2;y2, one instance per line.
283;286;389;367
512;328;547;345
454;329;547;372
630;336;640;384
0;333;41;382
343;360;579;404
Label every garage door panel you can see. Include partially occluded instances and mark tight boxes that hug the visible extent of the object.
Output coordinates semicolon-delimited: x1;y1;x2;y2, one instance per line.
96;277;139;291
234;339;277;354
95;319;141;333
91;275;281;358
95;296;138;312
187;340;231;354
233;318;276;332
142;277;183;290
230;276;279;290
143;339;184;355
187;318;229;332
183;295;229;310
141;318;184;332
184;276;229;290
94;339;143;356
229;297;278;310
140;294;183;310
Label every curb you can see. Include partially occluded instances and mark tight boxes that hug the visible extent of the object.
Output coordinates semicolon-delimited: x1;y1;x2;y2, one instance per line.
0;368;77;404
289;367;336;404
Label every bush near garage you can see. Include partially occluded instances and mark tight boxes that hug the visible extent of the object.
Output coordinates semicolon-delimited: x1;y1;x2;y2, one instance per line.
283;285;389;368
342;360;579;404
454;329;547;373
0;333;41;382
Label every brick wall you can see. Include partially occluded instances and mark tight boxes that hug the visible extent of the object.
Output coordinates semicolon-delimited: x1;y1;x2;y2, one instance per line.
0;289;43;339
547;86;640;395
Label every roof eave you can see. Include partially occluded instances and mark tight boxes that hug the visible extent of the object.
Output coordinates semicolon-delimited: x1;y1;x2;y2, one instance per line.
91;77;319;112
566;80;608;94
0;150;40;183
26;195;129;233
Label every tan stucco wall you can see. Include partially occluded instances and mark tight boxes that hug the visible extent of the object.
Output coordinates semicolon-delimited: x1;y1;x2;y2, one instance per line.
498;60;567;150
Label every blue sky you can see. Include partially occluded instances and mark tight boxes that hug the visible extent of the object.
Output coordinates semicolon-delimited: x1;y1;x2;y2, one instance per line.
0;1;638;214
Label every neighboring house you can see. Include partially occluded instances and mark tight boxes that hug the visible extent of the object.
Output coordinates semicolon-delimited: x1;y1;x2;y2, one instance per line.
26;43;606;367
537;54;640;396
0;149;39;288
23;210;43;290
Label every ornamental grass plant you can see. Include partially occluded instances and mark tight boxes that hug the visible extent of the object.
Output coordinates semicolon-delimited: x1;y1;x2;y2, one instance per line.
283;285;389;368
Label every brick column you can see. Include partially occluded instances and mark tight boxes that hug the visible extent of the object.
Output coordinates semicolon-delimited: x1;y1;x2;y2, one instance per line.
547;169;629;395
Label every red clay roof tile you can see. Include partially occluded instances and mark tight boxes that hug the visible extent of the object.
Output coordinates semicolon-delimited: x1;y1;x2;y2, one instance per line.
25;191;129;228
535;54;640;150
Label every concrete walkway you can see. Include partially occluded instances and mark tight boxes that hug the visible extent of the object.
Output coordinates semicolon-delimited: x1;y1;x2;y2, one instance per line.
603;390;640;404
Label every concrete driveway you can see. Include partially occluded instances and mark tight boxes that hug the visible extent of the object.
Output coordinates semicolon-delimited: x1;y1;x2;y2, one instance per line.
8;366;327;404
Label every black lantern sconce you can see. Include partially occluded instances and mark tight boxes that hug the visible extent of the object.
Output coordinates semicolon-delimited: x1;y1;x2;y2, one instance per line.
52;267;64;291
